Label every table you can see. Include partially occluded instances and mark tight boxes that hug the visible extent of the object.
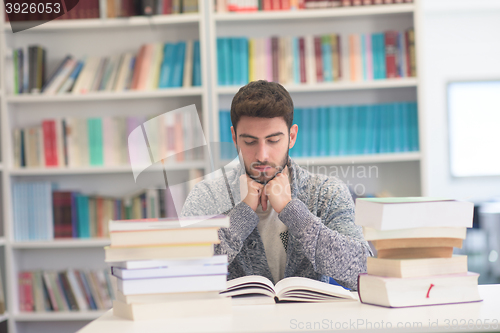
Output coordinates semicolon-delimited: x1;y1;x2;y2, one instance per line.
77;285;500;332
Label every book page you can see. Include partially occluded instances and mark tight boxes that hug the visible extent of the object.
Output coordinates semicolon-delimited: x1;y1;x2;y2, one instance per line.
221;275;275;295
275;277;354;300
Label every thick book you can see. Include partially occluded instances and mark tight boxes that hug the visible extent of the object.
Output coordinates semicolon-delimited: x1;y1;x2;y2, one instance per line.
115;289;221;304
355;198;474;230
372;237;463;250
112;297;232;321
109;215;229;232
363;226;467;241
111;263;228;279
116;274;228;295
367;256;468;278
358;272;482;308
111;255;228;270
220;275;355;303
104;243;216;262
377;246;454;259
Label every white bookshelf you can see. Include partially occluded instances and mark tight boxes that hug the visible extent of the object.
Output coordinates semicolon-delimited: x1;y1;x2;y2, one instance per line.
0;2;424;333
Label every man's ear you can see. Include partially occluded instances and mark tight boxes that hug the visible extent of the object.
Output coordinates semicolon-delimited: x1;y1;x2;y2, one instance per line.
289;124;298;149
231;126;237;147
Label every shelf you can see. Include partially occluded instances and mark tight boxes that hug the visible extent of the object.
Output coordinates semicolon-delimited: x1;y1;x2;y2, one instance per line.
217;78;418;95
294;152;421;165
13;310;107;321
12;238;110;249
214;3;415;22
4;14;200;32
5;87;204;103
10;161;207;176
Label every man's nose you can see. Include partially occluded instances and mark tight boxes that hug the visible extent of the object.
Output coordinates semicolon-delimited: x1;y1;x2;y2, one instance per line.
255;141;270;162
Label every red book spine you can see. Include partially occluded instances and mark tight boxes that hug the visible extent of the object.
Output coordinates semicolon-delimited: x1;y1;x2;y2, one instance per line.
163;0;172;14
271;37;279;82
342;0;352;6
97;197;104;237
337;35;342;80
263;0;272;10
272;0;280;10
353;0;362;5
18;272;26;311
42;120;58;167
93;0;100;18
53;192;73;238
314;36;323;82
363;0;373;4
299;37;307;83
282;0;291;9
385;31;398;78
405;30;411;77
131;46;145;90
24;272;34;312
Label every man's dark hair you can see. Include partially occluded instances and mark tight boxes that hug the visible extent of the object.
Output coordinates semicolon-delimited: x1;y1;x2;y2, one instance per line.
230;80;294;134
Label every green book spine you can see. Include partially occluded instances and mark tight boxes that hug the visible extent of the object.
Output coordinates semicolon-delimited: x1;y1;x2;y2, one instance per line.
94;118;104;165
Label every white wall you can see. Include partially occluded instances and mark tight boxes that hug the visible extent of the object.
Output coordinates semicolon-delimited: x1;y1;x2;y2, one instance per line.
420;0;500;201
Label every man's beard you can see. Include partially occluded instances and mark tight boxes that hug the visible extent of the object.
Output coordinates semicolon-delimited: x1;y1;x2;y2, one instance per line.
237;145;290;185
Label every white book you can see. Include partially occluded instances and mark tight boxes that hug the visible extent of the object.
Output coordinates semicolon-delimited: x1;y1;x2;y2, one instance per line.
165;111;176;158
355;198;474;230
148;43;163;90
358;272;481;308
13;129;21;168
112;297;232;321
109;214;229;232
5;47;15;95
367;256;468;278
102;117;117;166
114;53;133;92
221;275;355;303
54;119;65;167
104;55;121;91
341;33;350;82
37;127;46;168
71;56;93;94
305;35;316;84
111;263;228;280
112;255;228;270
66;269;89;311
115;116;127;165
183;40;194;87
43;58;77;95
114;289;221;304
85;57;105;93
363;226;467;241
117;274;228;295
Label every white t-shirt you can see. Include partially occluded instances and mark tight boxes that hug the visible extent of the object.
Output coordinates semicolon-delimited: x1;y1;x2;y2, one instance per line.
240;175;288;283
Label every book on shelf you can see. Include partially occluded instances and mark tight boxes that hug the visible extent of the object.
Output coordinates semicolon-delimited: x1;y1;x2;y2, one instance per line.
12;181;199;241
220;275;355;304
217;29;415;87
6;40;201;96
354;197;474;230
367;256;468;278
18;269;115;312
220;101;419;159
358;272;482;308
215;0;413;12
13;113;206;169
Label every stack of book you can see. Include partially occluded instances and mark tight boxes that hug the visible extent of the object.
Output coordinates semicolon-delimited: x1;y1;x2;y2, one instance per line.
105;215;231;320
355;198;482;307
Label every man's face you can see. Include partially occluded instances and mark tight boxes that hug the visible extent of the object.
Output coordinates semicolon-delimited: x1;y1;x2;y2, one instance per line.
231;116;298;184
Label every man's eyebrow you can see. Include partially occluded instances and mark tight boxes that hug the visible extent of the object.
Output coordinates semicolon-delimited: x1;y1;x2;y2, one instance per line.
239;132;284;140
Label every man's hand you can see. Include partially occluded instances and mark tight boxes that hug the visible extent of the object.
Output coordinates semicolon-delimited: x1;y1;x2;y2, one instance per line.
242;174;269;212
264;166;291;213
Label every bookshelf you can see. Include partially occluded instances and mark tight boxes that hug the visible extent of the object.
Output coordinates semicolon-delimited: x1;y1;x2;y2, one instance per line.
0;1;424;332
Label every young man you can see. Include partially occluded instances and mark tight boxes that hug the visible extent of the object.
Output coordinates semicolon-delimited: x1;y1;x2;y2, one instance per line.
181;80;371;290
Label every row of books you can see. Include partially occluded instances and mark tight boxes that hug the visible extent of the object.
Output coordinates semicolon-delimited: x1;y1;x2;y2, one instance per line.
13;113;205;169
219;101;418;159
355;198;481;307
6;0;198;22
7;40;201;96
18;269;114;312
106;216;231;320
217;29;415;86
216;0;413;12
12;180;198;241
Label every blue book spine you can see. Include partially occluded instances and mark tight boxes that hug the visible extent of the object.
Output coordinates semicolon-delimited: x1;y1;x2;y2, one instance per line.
173;41;186;87
320;275;351;290
379;34;387;79
410;102;419;151
217;38;225;86
310;107;319;157
328;106;339;156
302;108;310;157
319;106;329;156
79;272;97;310
392;103;402;152
348;106;358;155
71;192;78;238
400;102;409;152
372;104;382;154
397;32;404;78
371;34;378;80
364;105;374;154
219;111;227;159
231;38;240;86
356;105;366;155
158;43;174;88
338;106;349;156
321;38;332;82
292;37;300;84
241;38;249;85
223;38;232;86
78;195;91;238
193;40;201;86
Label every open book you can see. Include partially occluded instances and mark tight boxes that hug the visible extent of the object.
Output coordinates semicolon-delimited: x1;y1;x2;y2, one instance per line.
220;275;355;304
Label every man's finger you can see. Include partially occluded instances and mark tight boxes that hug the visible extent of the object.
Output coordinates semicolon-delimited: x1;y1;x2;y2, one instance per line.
261;190;267;211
